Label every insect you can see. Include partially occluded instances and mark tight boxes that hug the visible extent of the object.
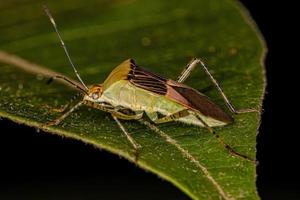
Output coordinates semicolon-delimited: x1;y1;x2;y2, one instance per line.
43;6;257;163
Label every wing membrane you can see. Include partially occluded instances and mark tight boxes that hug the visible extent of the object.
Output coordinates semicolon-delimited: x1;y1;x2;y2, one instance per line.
128;60;167;95
168;81;233;123
127;59;233;123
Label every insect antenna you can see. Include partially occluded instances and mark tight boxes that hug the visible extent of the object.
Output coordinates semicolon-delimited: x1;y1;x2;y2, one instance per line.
43;5;88;90
47;75;88;95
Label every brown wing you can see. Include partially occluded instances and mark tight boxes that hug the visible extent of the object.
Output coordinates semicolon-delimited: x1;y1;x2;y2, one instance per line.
167;80;233;123
127;60;167;95
109;59;232;123
103;58;167;95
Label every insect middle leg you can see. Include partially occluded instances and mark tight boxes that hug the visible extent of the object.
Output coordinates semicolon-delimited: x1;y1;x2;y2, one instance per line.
112;115;142;163
177;58;258;114
111;110;143;162
147;109;190;124
83;100;143;162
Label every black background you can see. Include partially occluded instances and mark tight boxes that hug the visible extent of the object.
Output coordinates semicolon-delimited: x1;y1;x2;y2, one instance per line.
241;0;299;199
0;1;298;199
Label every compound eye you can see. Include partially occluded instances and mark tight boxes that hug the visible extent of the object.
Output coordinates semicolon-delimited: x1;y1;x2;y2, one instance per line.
91;92;99;100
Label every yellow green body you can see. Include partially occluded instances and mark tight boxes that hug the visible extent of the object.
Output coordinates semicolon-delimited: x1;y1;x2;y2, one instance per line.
84;59;229;127
102;80;227;127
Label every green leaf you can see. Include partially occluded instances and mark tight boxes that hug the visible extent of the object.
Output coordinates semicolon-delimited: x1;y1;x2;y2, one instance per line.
0;0;266;199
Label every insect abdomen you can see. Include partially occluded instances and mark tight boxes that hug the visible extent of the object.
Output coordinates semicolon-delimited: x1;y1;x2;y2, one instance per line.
103;80;228;127
102;80;180;112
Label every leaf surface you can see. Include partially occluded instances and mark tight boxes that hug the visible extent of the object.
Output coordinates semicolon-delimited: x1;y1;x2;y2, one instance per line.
0;0;265;199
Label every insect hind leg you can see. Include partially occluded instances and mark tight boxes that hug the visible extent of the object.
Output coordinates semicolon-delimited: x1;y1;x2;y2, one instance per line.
195;114;256;164
177;58;199;83
178;58;259;114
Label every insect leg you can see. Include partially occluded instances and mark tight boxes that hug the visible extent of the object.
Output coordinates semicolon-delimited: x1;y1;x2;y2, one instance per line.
139;118;233;200
149;109;190;124
180;58;258;114
83;100;143;120
177;58;199;83
42;101;83;127
112;111;143;120
112;115;141;163
195;114;256;164
146;112;158;121
47;93;83;114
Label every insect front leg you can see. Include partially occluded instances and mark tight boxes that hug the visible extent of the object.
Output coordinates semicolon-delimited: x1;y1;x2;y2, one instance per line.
46;93;82;114
178;58;259;114
42;101;83;127
112;115;141;163
83;100;143;120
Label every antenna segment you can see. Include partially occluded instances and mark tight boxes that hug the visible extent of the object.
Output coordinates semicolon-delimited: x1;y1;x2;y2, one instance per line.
43;5;88;90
